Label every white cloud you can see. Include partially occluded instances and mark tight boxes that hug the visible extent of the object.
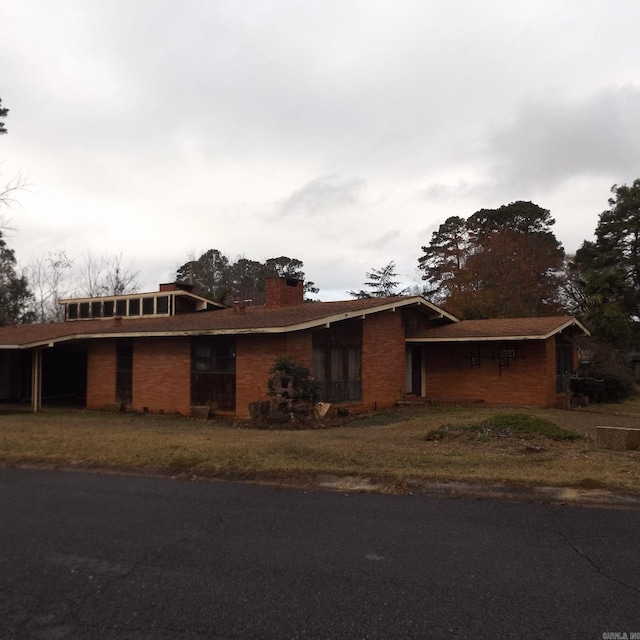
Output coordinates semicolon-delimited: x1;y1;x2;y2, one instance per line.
485;85;640;190
275;174;366;218
2;0;640;300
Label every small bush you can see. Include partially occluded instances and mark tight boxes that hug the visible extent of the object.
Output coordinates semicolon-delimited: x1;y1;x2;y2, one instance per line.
268;356;322;404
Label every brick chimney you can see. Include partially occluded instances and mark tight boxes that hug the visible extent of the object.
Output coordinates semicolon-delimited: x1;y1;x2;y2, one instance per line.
160;282;194;292
265;277;304;308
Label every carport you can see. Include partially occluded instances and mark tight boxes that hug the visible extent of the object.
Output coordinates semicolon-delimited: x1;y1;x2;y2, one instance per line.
0;341;87;411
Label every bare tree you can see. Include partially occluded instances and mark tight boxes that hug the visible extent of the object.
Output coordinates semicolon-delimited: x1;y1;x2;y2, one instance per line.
27;251;73;322
0;172;30;231
0;172;28;209
104;252;140;295
78;252;140;297
0;99;29;230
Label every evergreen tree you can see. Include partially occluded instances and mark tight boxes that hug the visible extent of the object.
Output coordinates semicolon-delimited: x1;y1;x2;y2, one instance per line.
0;97;8;135
0;231;34;325
574;179;640;348
418;201;565;318
575;180;640;317
349;261;409;299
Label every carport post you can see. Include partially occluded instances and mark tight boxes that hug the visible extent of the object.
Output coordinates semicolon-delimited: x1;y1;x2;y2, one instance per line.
31;349;42;412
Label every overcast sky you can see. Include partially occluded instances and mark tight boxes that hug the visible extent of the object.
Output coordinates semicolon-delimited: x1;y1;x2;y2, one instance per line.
2;1;639;300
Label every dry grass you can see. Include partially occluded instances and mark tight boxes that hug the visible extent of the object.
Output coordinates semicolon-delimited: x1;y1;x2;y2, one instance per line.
574;395;640;418
1;403;639;492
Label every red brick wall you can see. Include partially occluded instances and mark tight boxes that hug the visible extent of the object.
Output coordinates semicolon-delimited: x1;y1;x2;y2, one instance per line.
235;331;312;417
361;310;406;411
132;337;191;415
83;324;569;416
235;313;407;416
265;278;304;308
236;313;407;416
86;340;116;408
422;338;557;407
86;333;312;418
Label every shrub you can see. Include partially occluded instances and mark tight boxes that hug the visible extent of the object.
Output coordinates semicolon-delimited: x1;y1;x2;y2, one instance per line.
571;368;634;404
268;356;322;404
572;338;636;404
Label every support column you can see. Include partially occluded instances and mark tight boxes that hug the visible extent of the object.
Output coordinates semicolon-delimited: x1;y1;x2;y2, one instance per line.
31;349;42;412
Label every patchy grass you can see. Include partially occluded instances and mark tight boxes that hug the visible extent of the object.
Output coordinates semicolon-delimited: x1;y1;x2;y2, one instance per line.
425;412;583;443
0;404;639;492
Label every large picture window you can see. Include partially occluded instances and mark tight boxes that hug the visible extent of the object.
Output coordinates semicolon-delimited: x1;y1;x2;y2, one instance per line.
313;321;362;403
191;337;236;410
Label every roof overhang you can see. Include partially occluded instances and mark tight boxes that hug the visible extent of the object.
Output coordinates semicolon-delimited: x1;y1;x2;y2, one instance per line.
406;317;590;343
1;296;459;350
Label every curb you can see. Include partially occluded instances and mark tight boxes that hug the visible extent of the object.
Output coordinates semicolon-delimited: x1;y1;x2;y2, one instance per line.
4;463;640;509
314;474;640;508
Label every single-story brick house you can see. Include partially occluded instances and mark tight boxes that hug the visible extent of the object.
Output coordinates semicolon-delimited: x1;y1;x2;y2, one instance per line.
0;278;588;416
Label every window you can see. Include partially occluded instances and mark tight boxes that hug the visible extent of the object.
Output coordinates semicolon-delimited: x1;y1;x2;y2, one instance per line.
191;337;236;410
116;340;133;406
129;298;140;315
142;297;154;315
156;296;169;314
64;292;176;321
313;321;362;403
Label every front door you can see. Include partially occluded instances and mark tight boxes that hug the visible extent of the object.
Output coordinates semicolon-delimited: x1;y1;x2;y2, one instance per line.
405;346;422;396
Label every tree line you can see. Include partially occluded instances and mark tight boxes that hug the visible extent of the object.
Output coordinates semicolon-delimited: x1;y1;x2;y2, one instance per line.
348;187;640;356
175;250;318;306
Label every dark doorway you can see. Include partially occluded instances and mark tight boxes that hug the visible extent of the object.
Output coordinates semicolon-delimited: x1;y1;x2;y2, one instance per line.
411;347;422;395
41;344;87;407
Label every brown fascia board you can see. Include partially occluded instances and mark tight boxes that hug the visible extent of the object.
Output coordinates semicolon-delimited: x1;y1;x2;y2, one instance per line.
407;317;590;343
7;296;456;349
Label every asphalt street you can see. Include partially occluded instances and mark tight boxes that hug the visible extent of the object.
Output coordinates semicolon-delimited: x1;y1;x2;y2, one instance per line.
1;467;639;639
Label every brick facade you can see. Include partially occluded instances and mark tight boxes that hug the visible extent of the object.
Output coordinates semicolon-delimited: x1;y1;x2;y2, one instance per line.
87;337;192;414
86;340;116;408
361;310;406;411
422;337;558;407
132;337;191;415
83;306;570;416
235;331;312;418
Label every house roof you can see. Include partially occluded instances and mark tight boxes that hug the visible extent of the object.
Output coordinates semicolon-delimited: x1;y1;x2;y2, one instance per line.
406;316;590;342
0;296;455;349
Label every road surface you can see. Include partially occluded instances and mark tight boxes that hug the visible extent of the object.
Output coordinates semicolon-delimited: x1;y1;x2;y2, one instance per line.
1;468;639;639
